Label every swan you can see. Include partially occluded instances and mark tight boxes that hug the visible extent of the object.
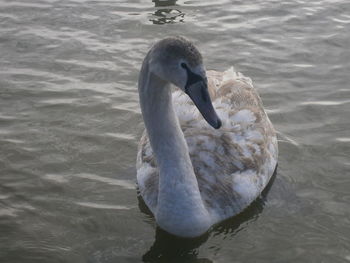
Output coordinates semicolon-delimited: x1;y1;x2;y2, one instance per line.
136;36;278;238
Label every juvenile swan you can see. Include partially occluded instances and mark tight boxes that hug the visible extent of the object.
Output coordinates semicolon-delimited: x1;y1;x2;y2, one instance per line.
136;36;278;237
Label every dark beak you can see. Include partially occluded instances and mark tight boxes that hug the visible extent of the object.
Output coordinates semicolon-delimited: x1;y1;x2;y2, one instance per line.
185;80;222;129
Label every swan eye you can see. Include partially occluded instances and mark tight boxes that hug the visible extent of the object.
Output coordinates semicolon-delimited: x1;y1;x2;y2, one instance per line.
181;63;187;69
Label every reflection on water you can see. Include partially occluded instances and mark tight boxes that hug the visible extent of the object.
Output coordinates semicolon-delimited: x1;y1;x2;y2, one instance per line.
150;9;185;25
150;0;185;25
140;171;276;262
142;228;211;263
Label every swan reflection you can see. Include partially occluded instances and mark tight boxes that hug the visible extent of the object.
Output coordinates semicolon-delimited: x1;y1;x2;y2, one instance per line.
142;228;211;262
140;171;277;262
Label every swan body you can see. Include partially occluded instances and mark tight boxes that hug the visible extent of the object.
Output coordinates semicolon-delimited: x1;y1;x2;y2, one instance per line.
136;36;278;237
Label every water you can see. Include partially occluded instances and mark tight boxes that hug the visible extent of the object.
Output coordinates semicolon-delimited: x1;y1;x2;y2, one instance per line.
0;0;349;262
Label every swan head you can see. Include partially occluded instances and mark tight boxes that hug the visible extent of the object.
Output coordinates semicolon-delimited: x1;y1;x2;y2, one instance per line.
148;36;222;129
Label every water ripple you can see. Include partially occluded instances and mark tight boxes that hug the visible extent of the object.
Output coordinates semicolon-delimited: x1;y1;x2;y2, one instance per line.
75;202;133;210
74;173;135;190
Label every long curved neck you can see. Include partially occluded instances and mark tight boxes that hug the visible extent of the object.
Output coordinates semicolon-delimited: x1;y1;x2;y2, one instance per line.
138;59;211;236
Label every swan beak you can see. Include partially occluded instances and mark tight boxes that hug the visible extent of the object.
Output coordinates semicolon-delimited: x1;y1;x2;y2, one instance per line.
185;81;222;129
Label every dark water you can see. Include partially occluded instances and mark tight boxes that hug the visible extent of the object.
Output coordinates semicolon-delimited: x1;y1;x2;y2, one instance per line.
1;0;350;262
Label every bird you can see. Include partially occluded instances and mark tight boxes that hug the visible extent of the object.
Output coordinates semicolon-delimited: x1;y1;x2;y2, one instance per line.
136;36;278;238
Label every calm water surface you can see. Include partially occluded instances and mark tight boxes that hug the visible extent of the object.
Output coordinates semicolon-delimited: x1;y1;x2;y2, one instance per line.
1;0;350;262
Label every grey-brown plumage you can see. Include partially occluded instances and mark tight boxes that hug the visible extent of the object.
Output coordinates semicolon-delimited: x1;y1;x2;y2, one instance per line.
137;37;278;237
137;67;278;221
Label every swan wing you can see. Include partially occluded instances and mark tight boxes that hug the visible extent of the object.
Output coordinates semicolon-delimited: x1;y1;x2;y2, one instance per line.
137;67;278;221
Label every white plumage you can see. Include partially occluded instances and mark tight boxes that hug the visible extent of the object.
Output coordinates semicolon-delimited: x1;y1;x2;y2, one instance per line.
136;37;278;237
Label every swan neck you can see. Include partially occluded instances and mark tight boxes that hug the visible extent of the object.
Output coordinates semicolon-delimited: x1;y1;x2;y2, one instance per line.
138;60;211;237
138;66;192;179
